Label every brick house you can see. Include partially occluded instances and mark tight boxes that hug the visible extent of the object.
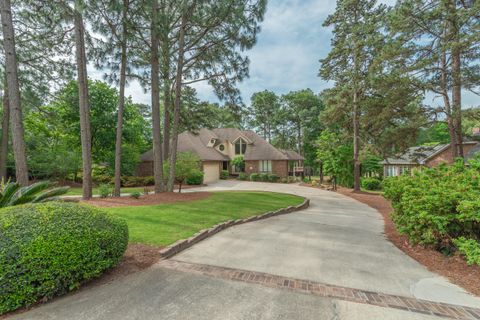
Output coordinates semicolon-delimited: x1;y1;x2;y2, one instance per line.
381;141;479;177
137;128;304;184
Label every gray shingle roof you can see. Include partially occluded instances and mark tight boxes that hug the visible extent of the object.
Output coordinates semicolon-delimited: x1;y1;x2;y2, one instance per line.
381;142;479;165
140;128;304;162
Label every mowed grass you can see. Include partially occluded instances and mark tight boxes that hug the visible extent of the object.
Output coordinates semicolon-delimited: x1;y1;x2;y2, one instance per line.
66;187;145;196
103;191;304;246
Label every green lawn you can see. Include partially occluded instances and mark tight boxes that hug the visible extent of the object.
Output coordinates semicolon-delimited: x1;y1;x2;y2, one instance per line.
103;191;304;246
66;187;145;196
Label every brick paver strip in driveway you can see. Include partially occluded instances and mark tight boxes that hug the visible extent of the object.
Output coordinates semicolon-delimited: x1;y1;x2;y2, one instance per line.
159;259;480;320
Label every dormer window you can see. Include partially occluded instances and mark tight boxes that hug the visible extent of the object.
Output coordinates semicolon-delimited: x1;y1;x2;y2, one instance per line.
235;138;247;155
207;138;216;147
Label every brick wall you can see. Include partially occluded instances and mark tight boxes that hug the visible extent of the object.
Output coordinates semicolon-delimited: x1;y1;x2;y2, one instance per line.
245;160;288;177
135;161;154;176
272;160;288;177
426;143;478;167
245;160;258;175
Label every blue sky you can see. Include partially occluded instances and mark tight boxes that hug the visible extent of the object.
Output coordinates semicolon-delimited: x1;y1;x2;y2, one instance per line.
97;0;478;109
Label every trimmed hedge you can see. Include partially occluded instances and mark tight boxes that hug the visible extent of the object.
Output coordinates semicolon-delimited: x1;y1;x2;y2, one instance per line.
361;177;382;191
0;202;128;314
383;160;480;265
186;169;204;185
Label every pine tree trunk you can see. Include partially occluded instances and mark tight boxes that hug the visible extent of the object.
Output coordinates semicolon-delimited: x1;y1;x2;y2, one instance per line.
0;82;9;181
451;29;463;158
162;77;171;161
167;12;187;192
0;0;28;186
151;0;165;193
440;45;458;158
114;0;129;197
353;89;361;192
74;8;93;199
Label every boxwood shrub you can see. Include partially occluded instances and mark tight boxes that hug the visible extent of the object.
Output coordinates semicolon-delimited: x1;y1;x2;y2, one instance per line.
186;169;204;185
0;202;128;314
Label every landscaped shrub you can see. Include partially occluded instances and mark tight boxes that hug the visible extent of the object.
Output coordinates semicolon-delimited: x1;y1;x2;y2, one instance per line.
220;170;229;180
0;181;69;208
237;173;249;180
186;169;204;185
280;177;288;183
143;176;154;186
130;191;141;199
0;202;128;314
267;174;279;182
383;160;480;260
250;173;260;181
259;173;269;182
98;184;112;198
361;177;382;191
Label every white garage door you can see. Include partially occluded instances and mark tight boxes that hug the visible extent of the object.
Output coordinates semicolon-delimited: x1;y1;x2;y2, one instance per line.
203;162;220;184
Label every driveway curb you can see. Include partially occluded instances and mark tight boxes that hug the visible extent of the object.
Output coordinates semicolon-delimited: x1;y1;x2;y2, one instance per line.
159;198;310;259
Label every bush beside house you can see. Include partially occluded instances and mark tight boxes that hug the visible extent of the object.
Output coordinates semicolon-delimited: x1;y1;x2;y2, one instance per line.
0;202;128;314
383;159;480;266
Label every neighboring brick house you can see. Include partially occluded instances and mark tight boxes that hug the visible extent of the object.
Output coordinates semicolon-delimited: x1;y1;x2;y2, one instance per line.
381;141;479;177
137;128;304;184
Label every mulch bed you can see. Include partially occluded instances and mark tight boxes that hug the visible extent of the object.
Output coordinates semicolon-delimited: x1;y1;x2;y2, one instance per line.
83;191;211;207
335;186;480;297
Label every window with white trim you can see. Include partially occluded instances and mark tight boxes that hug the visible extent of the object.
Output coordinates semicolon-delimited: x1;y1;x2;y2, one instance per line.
385;165;397;177
259;160;272;172
399;166;410;175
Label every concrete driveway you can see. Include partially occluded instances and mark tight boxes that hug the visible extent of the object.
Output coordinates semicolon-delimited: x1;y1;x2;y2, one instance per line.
11;180;480;320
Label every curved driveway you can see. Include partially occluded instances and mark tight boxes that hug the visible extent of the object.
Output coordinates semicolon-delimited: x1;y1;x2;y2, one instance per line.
12;180;480;320
179;180;480;308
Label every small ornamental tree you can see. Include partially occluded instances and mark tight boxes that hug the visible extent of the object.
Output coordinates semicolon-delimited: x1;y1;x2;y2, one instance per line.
232;156;245;172
164;152;201;192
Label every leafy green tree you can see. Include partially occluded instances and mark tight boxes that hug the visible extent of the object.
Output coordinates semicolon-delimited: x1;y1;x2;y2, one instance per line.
163;152;200;192
387;0;480;158
320;0;386;191
248;90;281;142
316;130;354;188
416;123;451;146
281;89;324;168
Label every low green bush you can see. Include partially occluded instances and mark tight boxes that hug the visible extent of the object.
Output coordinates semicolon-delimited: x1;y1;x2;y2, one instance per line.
259;173;269;182
186;169;204;185
280;177;288;183
237;173;249;181
453;237;480;266
220;170;229;180
130;191;141;199
250;173;260;181
98;184;112;198
267;174;279;182
361;177;382;191
0;202;128;314
383;160;480;260
92;174;112;185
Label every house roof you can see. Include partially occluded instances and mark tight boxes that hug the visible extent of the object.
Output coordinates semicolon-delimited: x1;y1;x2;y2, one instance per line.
381;141;478;165
140;128;304;162
465;143;480;162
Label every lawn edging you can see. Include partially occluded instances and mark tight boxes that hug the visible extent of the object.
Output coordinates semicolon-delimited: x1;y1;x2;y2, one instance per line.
159;198;310;259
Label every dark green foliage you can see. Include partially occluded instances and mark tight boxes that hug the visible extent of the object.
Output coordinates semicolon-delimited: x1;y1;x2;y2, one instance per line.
383;160;480;265
0;202;128;314
267;174;279;182
0;181;69;208
259;173;269;182
361;177;382;191
186;170;204;185
98;184;112;198
130;191;141;199
250;173;260;181
232;156;245;172
220;170;229;180
237;173;249;181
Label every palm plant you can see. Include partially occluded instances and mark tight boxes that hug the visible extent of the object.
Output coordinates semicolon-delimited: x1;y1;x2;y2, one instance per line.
0;180;70;208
